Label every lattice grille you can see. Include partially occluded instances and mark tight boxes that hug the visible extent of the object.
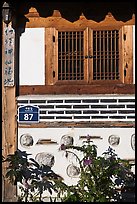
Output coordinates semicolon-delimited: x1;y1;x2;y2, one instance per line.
58;31;84;80
93;30;119;80
17;95;135;122
58;30;120;81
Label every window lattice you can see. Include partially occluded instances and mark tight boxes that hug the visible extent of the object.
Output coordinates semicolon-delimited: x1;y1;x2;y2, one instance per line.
93;30;120;80
58;31;84;80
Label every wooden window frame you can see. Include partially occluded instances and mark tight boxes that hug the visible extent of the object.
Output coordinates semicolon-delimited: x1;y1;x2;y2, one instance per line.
19;8;135;95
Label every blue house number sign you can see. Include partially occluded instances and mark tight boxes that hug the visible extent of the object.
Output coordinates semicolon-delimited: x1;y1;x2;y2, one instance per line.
18;105;39;123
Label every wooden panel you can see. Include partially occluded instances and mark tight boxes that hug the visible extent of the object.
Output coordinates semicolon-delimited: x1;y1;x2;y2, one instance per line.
122;25;133;84
119;28;124;83
45;28;54;85
53;28;59;84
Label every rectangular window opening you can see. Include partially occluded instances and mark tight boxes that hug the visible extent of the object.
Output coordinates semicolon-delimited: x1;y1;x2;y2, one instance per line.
93;30;120;81
58;31;84;80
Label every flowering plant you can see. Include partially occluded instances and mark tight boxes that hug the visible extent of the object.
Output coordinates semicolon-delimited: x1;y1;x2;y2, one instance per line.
3;150;62;202
2;136;135;202
56;136;135;202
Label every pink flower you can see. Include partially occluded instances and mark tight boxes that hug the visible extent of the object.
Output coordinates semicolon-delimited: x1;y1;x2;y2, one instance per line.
83;158;92;166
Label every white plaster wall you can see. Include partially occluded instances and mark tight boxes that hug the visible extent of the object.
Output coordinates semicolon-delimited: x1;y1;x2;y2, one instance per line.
18;128;135;177
19;28;45;85
17;127;135;198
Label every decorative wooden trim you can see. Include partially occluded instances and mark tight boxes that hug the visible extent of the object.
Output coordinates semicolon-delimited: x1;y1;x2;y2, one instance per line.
25;7;40;18
90;12;124;29
25;8;135;29
18;121;135;128
19;84;135;95
124;14;135;25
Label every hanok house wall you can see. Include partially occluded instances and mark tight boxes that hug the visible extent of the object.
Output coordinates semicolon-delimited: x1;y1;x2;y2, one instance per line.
17;7;135;200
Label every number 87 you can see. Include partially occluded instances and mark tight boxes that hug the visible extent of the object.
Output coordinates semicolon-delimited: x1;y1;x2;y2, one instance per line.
24;113;33;120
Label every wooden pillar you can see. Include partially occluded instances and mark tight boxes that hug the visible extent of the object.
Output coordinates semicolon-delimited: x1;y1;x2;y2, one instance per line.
2;21;18;202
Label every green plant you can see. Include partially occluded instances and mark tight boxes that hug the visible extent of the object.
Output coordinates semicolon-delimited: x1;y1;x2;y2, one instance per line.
55;136;135;202
3;136;135;202
3;150;62;202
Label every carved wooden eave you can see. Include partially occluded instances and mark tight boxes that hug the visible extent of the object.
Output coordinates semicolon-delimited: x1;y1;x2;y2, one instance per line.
124;14;135;25
94;12;125;29
25;7;40;18
25;7;135;29
73;13;98;29
25;8;74;29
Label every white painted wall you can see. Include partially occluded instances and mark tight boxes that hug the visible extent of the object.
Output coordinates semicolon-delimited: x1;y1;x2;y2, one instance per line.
18;127;135;188
19;28;45;85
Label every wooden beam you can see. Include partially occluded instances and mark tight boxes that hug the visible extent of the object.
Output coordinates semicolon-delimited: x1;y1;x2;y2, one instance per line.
2;22;17;202
19;84;135;95
18;121;135;128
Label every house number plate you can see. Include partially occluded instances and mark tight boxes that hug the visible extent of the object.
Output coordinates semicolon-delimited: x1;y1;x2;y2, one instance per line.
18;105;39;123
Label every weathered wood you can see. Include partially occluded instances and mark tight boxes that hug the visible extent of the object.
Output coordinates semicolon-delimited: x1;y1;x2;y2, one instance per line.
122;25;133;84
2;22;17;202
25;8;135;29
18;121;135;128
45;27;54;85
20;7;135;95
19;84;135;95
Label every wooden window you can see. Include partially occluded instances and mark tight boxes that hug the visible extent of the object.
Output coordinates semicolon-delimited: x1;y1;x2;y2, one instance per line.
92;30;120;81
58;31;84;81
48;28;88;85
19;8;135;95
47;27;123;85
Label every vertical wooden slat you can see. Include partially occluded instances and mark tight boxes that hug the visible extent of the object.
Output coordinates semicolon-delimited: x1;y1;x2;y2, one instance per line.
72;32;74;79
103;31;105;79
122;25;133;84
83;28;89;82
53;28;58;83
96;31;98;80
61;32;63;80
75;32;78;80
110;31;113;80
68;31;70;79
78;31;80;79
114;31;116;79
64;32;67;79
99;31;101;79
45;28;55;85
106;31;109;79
88;28;93;82
119;28;124;83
